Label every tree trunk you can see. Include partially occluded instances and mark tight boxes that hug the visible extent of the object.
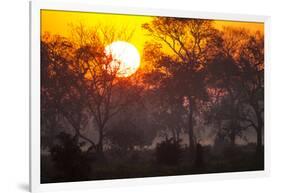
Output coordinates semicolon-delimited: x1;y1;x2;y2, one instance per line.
256;126;262;154
176;128;180;142
188;96;195;154
97;125;104;155
256;112;263;154
171;128;176;142
230;120;236;147
252;102;263;154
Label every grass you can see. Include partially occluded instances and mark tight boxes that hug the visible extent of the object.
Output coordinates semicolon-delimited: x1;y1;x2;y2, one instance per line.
41;145;264;183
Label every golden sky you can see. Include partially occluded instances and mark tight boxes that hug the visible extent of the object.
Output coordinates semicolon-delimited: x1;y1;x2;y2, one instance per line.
41;9;264;59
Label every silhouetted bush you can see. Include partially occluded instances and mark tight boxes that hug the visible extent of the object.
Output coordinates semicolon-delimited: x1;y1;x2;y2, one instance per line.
156;138;182;165
107;120;145;152
50;132;91;181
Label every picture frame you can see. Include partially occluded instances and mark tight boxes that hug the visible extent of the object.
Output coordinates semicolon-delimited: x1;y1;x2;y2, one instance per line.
30;0;270;192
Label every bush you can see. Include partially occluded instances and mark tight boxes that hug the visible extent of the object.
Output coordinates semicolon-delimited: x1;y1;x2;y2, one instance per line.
156;138;182;165
50;132;91;181
107;120;145;152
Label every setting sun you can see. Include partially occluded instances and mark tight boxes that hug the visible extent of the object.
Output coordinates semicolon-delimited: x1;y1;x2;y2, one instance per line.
105;41;141;77
40;9;265;183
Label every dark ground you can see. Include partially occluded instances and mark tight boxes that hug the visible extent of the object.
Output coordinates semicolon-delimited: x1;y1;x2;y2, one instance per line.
41;145;264;184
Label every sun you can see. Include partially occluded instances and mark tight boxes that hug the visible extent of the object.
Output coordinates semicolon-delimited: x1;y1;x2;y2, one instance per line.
105;41;140;77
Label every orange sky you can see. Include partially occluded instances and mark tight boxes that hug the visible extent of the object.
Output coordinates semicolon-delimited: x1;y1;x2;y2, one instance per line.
41;9;264;63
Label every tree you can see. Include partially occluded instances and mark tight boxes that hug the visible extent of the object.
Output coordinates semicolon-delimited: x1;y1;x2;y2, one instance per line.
142;17;218;153
207;53;244;146
239;32;264;154
206;27;264;153
41;34;95;150
41;24;141;156
41;34;77;149
206;27;250;146
69;24;141;155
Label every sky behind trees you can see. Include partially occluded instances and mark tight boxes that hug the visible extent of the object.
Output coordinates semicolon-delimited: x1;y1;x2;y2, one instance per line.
41;10;263;61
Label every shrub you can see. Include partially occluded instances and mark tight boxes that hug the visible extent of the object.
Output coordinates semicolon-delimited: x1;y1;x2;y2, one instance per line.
156;138;182;165
50;132;91;181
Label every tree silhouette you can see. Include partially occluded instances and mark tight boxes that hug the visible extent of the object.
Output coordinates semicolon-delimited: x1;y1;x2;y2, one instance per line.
41;34;95;149
239;32;264;154
207;53;244;146
206;27;254;146
68;24;141;155
207;28;264;152
143;17;218;154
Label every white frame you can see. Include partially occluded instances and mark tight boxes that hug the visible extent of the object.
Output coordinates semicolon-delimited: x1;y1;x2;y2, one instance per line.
30;0;271;192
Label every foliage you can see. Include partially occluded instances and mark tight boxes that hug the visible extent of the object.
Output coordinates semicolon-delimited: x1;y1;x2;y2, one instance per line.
41;25;142;154
107;120;145;152
156;138;182;165
50;132;91;181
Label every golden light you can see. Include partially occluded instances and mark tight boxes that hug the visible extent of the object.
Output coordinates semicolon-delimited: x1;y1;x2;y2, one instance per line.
105;41;140;77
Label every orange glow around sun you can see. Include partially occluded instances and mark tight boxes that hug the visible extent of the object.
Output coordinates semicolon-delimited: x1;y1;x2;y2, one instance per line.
41;10;264;76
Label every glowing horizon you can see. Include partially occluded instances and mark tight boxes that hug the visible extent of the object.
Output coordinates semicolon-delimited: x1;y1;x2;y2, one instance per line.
41;9;264;70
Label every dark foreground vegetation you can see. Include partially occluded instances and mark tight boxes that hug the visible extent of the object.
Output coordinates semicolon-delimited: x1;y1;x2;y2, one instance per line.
41;132;263;183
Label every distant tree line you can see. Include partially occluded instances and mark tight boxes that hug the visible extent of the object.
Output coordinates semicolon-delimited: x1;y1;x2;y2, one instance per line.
41;17;264;162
